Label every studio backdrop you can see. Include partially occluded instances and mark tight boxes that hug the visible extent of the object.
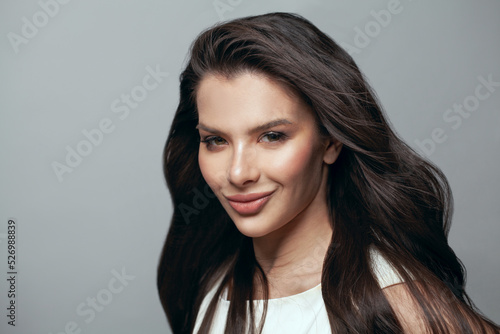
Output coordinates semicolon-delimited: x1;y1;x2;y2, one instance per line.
1;1;499;333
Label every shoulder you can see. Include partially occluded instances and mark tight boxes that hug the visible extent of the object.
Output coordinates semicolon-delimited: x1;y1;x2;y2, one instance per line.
370;248;500;333
381;282;428;333
369;247;404;289
193;274;228;333
382;282;500;334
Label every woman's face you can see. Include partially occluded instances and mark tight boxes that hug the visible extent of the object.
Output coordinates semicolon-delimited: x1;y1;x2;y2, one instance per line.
196;72;341;238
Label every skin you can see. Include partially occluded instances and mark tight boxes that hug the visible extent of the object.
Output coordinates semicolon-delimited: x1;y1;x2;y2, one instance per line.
196;72;342;299
194;72;499;333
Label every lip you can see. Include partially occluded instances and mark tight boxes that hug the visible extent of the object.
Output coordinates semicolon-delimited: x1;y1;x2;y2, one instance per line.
224;191;275;215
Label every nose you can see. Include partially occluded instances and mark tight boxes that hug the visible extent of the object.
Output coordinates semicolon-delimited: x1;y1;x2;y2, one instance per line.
228;141;259;187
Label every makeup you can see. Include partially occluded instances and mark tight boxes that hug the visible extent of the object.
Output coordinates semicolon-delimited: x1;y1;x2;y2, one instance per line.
225;191;275;215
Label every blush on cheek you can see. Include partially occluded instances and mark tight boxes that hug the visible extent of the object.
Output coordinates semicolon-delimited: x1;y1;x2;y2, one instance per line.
268;141;319;180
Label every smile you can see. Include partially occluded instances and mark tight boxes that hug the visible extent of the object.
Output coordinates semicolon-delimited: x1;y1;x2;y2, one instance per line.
225;191;275;215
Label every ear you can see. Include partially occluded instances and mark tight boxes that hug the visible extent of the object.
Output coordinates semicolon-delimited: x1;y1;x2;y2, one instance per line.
323;138;343;165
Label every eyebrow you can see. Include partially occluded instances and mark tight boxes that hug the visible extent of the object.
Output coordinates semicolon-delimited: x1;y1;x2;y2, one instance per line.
196;118;293;135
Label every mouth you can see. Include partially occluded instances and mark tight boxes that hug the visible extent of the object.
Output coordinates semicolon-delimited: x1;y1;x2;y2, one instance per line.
224;191;275;215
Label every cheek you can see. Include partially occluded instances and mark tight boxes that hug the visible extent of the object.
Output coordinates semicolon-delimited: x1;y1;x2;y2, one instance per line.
266;140;321;182
198;150;224;192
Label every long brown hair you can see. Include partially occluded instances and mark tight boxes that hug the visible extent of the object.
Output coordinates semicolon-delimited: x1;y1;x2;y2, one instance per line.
158;12;499;333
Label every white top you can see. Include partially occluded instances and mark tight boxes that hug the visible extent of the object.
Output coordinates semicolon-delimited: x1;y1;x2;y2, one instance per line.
193;248;403;334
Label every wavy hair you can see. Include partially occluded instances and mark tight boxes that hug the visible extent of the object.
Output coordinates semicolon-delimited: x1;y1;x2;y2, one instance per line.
157;12;499;333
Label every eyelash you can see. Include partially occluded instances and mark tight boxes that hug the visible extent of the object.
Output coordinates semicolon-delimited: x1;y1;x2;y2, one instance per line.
200;132;288;149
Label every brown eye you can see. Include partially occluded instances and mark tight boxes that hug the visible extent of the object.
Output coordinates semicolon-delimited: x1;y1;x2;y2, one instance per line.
200;136;227;148
260;132;286;143
212;137;227;145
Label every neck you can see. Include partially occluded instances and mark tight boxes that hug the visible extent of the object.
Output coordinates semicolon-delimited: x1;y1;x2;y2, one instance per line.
251;168;333;299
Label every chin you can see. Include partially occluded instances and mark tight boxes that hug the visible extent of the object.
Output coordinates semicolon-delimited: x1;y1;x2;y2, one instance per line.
231;217;280;239
237;229;269;238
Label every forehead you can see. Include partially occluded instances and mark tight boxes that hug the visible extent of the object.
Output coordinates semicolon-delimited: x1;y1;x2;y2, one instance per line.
195;72;312;128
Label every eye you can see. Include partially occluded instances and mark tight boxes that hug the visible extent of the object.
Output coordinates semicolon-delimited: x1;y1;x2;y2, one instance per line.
200;136;227;149
260;132;287;143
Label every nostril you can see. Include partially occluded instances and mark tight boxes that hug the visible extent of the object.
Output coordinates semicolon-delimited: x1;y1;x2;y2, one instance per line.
229;161;259;186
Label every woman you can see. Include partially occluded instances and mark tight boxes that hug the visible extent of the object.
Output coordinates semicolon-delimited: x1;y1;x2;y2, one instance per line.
157;12;499;333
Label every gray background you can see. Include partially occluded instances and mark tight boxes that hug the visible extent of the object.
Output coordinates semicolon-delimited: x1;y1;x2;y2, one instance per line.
1;0;498;333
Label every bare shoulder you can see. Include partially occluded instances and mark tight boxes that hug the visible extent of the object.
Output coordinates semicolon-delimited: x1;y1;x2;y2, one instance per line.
382;282;499;334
